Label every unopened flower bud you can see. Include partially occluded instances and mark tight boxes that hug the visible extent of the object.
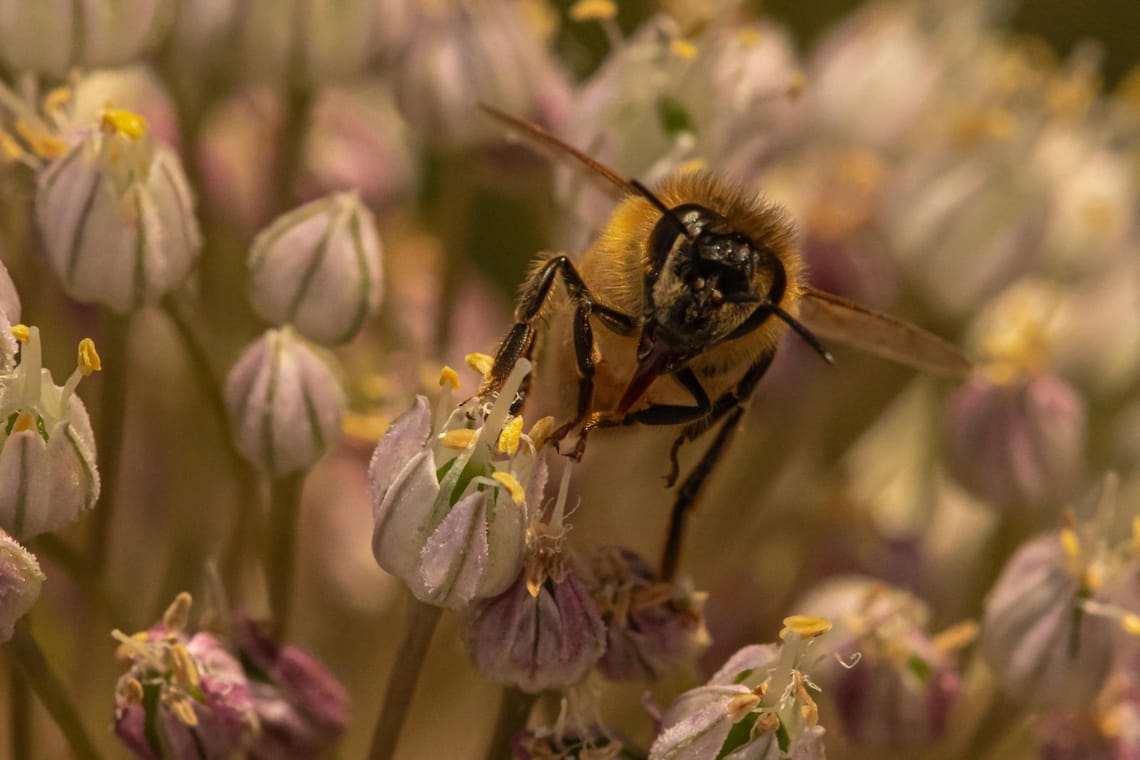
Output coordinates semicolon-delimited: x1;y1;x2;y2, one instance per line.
981;531;1113;707
0;259;20;370
943;369;1085;512
588;546;708;682
224;328;345;476
0;528;44;641
113;596;257;759
248;193;383;345
0;0;165;77
0;327;99;540
795;576;966;750
36;110;202;312
241;0;380;84
234;616;350;759
370;361;539;608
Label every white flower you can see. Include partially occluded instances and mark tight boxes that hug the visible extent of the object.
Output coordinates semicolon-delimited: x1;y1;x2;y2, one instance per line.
0;527;44;642
35;109;202;313
248;192;383;346
0;326;100;540
224;328;345;476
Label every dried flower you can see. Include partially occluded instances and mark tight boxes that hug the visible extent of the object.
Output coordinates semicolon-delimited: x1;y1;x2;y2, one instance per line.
113;594;258;759
224;328;345;476
0;326;99;540
248;192;383;346
35;108;202;312
370;361;541;608
588;546;709;682
0;0;165;77
0;527;44;641
234;616;350;759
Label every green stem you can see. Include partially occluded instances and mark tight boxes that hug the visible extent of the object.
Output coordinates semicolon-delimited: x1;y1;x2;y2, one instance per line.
267;471;306;639
274;82;314;217
89;311;131;578
485;687;537;760
367;594;443;760
9;659;31;759
6;619;102;760
430;152;475;355
161;296;229;432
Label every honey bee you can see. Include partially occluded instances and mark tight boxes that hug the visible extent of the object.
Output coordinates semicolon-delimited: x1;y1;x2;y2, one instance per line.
478;105;970;579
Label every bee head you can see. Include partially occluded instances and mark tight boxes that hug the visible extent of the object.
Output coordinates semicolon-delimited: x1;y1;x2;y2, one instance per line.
643;203;787;364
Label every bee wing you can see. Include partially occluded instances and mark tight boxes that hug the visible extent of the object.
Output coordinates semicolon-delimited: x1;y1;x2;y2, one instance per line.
797;287;972;378
478;102;634;198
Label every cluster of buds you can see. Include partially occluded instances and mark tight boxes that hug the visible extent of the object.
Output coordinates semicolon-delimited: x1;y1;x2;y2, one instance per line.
650;616;832;759
113;593;349;759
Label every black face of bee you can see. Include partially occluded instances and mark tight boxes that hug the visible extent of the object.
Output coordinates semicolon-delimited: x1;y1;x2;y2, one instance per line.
642;204;787;370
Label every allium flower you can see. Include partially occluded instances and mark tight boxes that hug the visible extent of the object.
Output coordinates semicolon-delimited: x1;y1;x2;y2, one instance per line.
943;368;1085;512
650;617;832;760
392;0;570;147
0;326;99;540
113;594;258;760
0;258;20;370
224;328;345;476
370;360;542;608
0;527;44;641
35;109;202;312
248;192;383;346
234;616;350;760
461;463;606;692
794;576;969;751
0;0;165;77
980;529;1114;707
588;545;709;682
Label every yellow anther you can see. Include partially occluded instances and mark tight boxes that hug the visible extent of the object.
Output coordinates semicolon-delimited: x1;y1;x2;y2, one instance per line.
440;428;476;450
725;692;761;721
527;416;555;450
932;620;980;653
497;415;524;455
439;365;460;390
169;642;200;690
342;412;390;442
77;338;101;376
162;592;193;632
780;615;832;640
42;87;72;117
568;0;616;22
670;39;698;61
100;108;148;139
122;677;145;704
14;119;68;159
1060;527;1081;564
677;157;708;174
11;412;35;433
169;695;199;727
465;352;495;379
1122;614;1140;636
11;324;29;344
0;130;24;163
754;712;780;734
492;471;526;506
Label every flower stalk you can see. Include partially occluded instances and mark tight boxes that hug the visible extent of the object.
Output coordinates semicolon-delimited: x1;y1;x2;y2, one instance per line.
268;470;306;639
89;311;130;577
485;687;538;760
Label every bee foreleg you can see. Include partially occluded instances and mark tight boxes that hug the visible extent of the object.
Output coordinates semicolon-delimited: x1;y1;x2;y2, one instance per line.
552;302;597;455
661;406;746;581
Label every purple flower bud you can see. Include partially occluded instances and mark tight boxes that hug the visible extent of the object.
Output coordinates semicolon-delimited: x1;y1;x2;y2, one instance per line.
462;560;606;694
113;594;257;759
0;327;99;540
36;110;201;312
248;192;383;346
0;527;44;641
370;361;539;609
235;616;351;759
981;531;1113;707
0;0;164;77
224;328;345;476
588;546;709;682
943;370;1085;512
795;576;966;750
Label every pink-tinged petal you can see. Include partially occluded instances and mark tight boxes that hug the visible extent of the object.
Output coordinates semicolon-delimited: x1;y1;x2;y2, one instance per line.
371;449;441;584
417;490;489;608
367;396;432;514
651;685;749;760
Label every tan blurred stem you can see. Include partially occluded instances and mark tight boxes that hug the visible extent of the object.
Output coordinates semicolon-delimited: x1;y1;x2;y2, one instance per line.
274;81;314;218
89;311;131;578
367;593;443;760
6;619;102;760
9;659;30;759
431;152;475;355
485;687;537;760
267;471;307;639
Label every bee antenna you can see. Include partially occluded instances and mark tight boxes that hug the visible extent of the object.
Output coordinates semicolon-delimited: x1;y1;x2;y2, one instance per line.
770;304;834;365
630;179;694;241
